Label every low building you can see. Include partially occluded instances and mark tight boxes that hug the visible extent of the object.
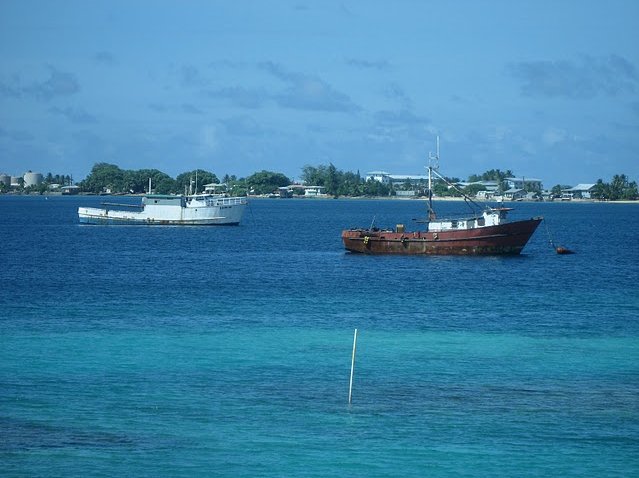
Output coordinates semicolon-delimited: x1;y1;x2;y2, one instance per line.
366;171;429;186
505;177;543;192
503;188;525;200
61;185;80;195
563;183;596;199
395;190;417;197
365;171;391;184
276;187;292;198
284;184;327;197
303;186;326;197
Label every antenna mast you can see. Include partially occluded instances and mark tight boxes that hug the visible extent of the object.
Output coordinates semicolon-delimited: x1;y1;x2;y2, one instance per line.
427;136;440;220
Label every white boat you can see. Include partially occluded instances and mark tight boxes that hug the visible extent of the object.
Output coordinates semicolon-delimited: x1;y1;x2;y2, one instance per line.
78;181;247;225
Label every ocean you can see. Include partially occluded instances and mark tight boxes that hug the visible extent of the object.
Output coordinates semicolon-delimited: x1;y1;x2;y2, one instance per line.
1;195;638;477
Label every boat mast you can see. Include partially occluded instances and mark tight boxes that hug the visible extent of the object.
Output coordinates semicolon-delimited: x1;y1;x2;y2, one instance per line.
427;136;440;221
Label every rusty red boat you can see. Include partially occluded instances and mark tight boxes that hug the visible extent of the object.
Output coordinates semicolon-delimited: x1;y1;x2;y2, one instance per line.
341;139;543;256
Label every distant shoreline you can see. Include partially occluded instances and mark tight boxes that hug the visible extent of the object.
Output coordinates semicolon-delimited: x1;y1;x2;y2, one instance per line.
1;191;637;204
247;196;639;204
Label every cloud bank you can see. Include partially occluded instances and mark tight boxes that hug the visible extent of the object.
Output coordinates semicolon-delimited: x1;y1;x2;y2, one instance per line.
0;66;80;101
260;61;359;112
508;55;638;99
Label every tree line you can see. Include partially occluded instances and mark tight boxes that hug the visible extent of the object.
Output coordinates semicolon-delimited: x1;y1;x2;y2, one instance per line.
77;163;292;196
66;163;639;201
5;162;636;201
591;174;638;201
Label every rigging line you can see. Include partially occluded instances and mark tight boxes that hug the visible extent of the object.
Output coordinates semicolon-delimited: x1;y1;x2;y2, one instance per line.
248;199;256;226
544;218;557;249
430;168;484;214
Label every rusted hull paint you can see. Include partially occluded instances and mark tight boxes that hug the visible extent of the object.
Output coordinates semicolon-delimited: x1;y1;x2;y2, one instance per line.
342;217;542;255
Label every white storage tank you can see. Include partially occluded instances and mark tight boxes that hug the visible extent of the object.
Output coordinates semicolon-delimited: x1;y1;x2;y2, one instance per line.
23;171;43;187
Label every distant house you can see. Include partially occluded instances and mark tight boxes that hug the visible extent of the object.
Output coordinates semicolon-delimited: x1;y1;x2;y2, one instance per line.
303;186;326;197
503;188;525;200
366;171;428;186
505;177;543;192
563;184;597;199
479;180;500;192
203;183;228;194
281;184;328;197
61;185;80;195
366;171;391;184
523;191;541;201
474;181;501;200
276;187;292;198
395;190;417;197
476;190;494;200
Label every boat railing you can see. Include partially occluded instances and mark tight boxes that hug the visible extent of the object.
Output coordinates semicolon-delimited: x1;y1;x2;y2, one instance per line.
207;197;247;206
100;202;143;209
186;195;248;207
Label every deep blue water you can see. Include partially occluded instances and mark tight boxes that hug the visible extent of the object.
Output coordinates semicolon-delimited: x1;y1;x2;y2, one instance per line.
1;195;638;477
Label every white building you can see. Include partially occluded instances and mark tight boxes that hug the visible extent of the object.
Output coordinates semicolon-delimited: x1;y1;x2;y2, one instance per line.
365;171;391;184
366;171;429;186
505;177;542;192
563;184;597;199
303;186;326;197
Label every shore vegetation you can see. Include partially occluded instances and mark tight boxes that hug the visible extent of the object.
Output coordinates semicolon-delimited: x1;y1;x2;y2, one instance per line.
2;163;637;201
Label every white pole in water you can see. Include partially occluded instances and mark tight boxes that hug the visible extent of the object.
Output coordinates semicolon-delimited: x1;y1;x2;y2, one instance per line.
348;328;358;405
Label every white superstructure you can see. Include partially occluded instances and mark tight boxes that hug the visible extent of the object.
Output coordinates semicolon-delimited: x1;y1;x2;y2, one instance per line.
78;193;247;225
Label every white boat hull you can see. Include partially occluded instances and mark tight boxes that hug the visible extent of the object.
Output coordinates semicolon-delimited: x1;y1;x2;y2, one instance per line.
78;195;247;225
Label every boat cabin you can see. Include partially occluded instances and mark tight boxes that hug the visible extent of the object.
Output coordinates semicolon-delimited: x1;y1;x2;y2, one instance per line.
427;208;510;232
142;195;186;207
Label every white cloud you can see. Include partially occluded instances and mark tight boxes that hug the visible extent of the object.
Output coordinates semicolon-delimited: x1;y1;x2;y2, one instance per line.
542;128;568;146
198;125;219;157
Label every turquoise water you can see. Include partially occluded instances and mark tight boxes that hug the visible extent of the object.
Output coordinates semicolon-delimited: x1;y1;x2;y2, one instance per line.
1;196;638;477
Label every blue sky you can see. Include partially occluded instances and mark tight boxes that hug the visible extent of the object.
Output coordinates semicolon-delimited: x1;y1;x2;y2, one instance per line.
1;1;638;186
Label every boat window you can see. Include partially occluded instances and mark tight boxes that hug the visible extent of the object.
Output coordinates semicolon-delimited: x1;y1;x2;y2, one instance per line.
451;220;458;228
478;217;485;226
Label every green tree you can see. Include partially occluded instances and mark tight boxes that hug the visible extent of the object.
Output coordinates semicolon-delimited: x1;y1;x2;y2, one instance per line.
591;179;607;200
338;171;362;196
325;163;339;196
246;170;290;195
175;170;219;194
300;165;328;186
362;178;390;196
79;163;125;193
590;176;637;201
608;174;638;200
463;183;487;197
624;180;639;200
551;184;563;198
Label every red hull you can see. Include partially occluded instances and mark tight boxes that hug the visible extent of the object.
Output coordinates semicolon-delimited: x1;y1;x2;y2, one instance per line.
342;217;542;255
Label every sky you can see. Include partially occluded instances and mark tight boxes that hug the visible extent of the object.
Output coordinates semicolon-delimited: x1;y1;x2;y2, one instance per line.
1;0;638;187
